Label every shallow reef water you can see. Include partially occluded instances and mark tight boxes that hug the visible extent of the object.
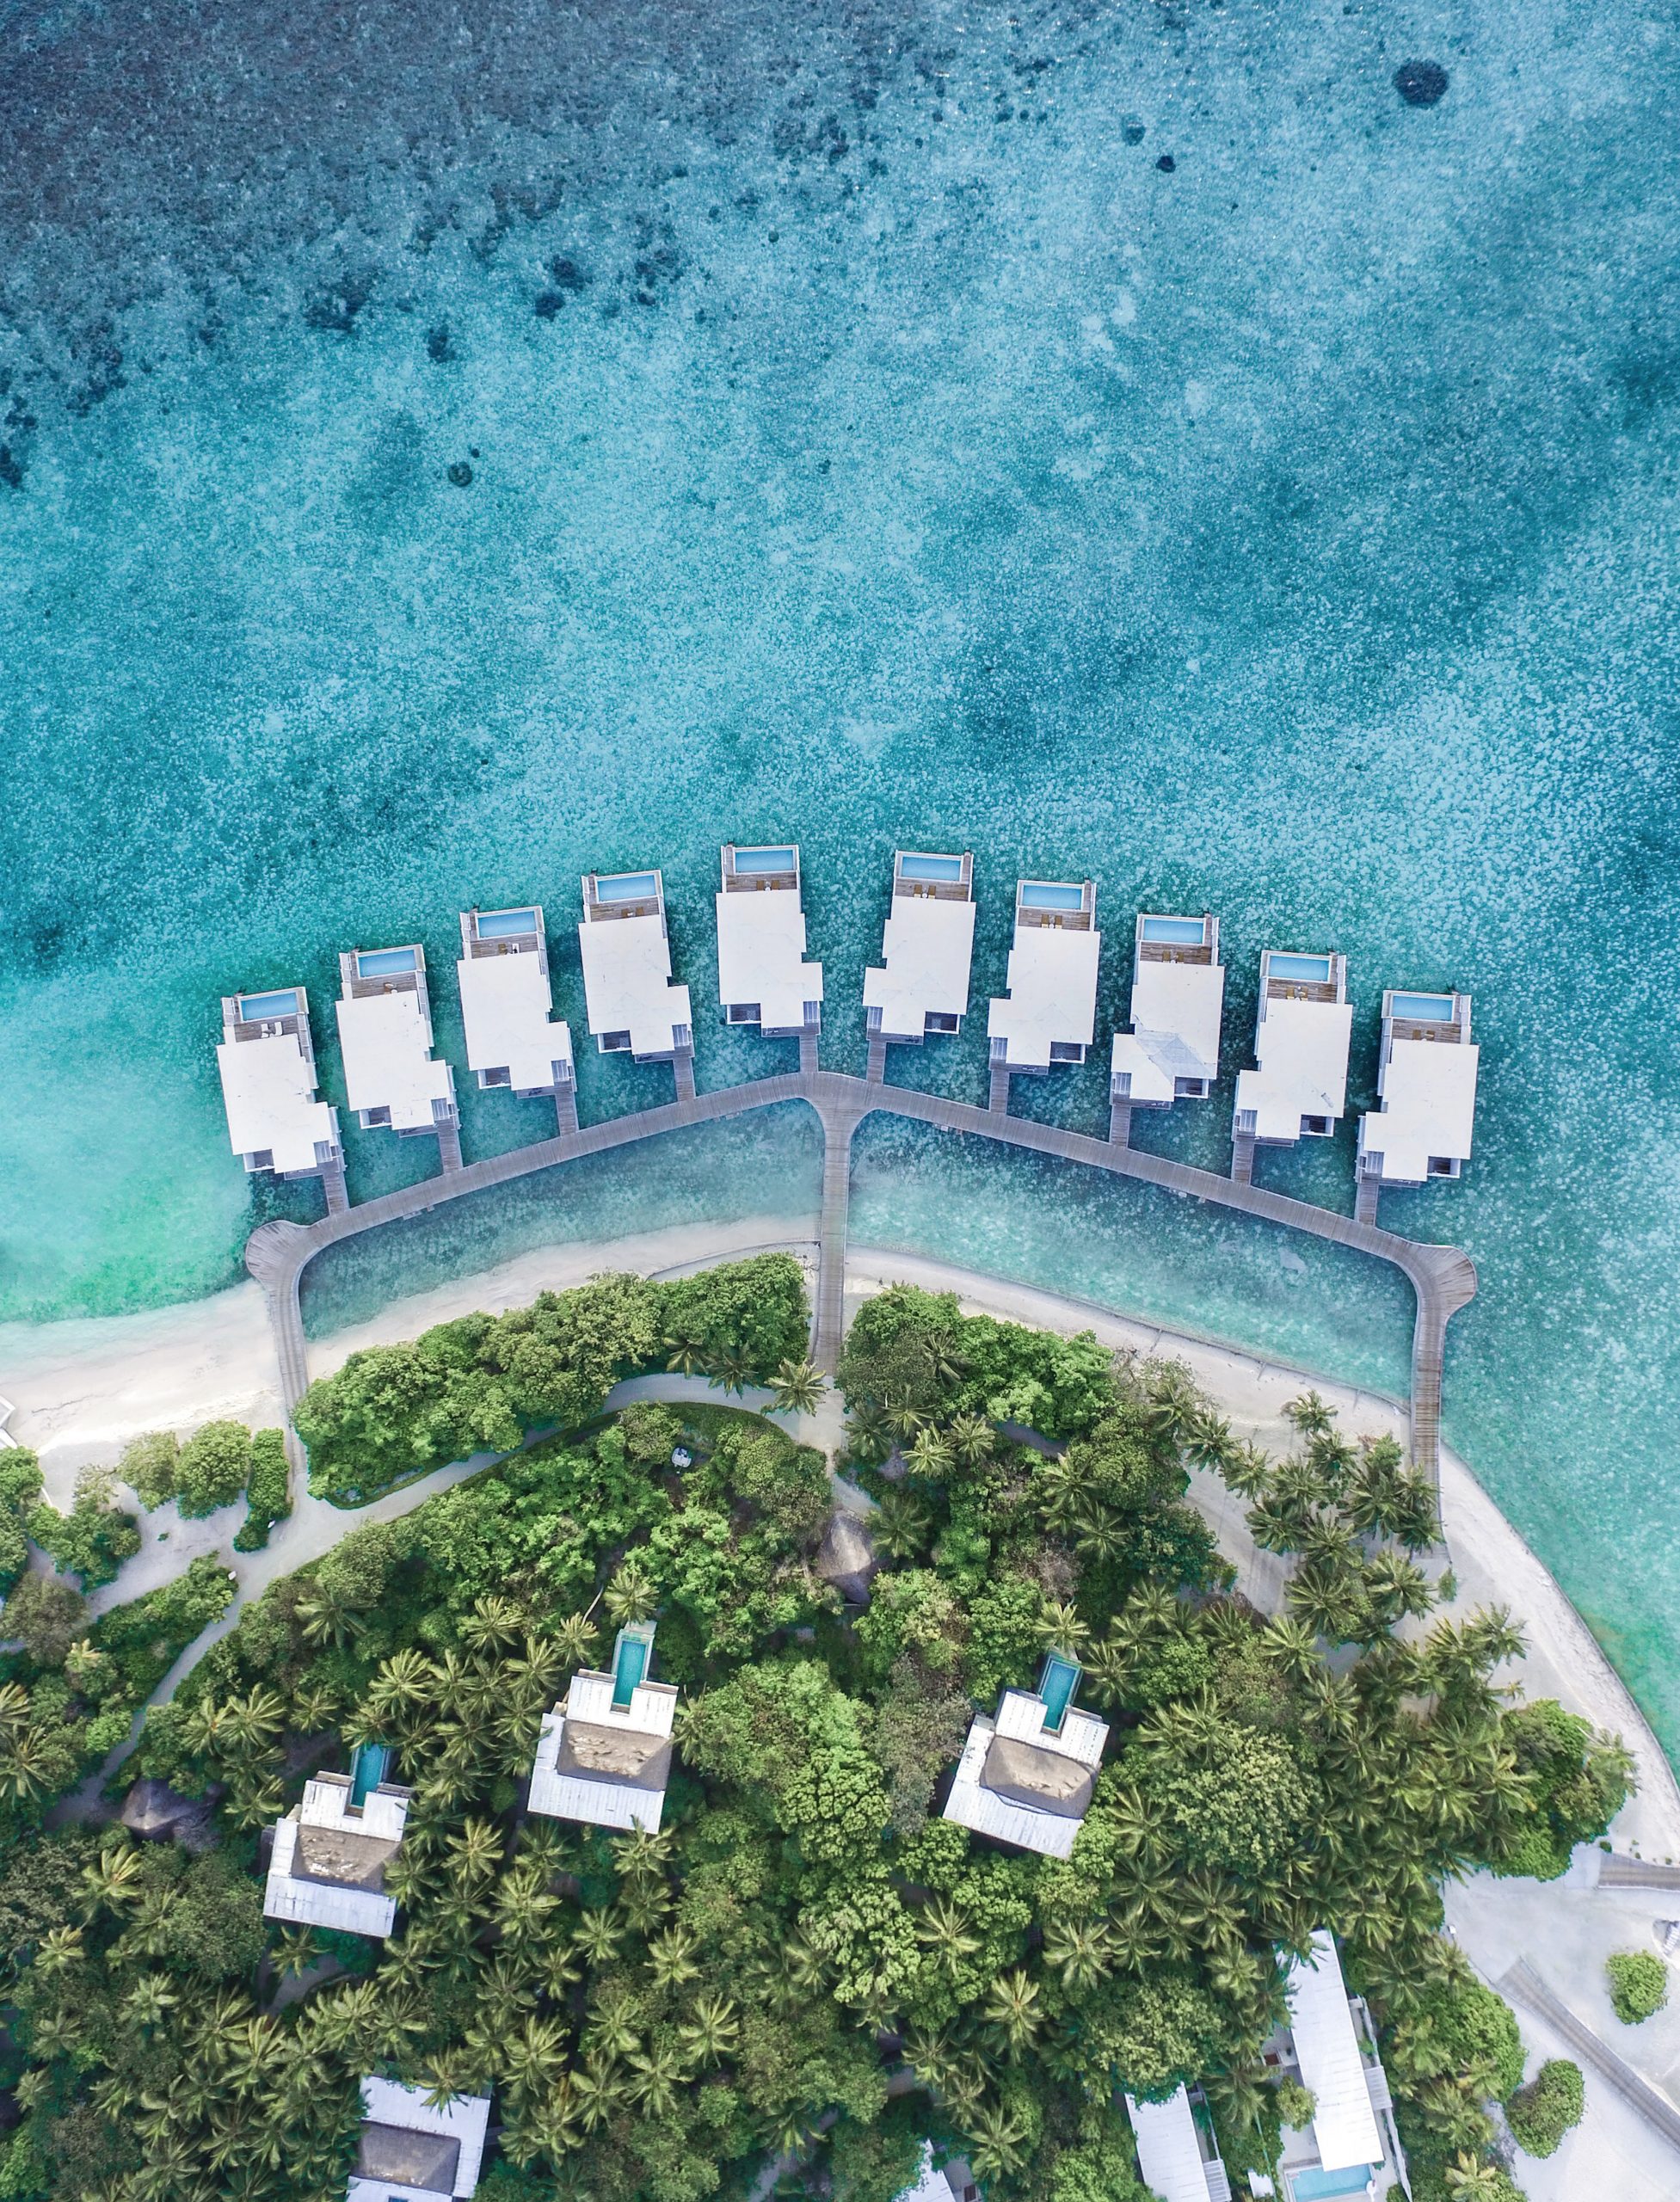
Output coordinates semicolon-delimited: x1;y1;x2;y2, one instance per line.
2;0;1679;1744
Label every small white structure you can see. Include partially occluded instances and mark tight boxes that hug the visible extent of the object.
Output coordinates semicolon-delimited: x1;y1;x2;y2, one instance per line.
715;844;823;1036
215;987;342;1180
1124;2088;1231;2202
348;2076;491;2202
1263;1932;1406;2200
1111;913;1225;1110
894;2145;979;2202
1233;950;1353;1148
456;906;575;1102
987;879;1101;1072
263;1753;411;1939
1357;990;1478;1188
528;1622;676;1832
577;870;693;1061
863;850;976;1044
943;1653;1107;1859
335;947;458;1137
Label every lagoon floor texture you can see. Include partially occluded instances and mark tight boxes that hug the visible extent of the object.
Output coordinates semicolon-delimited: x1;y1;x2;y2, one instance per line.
3;1;1679;1745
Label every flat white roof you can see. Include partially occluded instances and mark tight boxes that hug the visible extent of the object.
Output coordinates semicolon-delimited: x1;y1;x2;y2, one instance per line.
528;1665;678;1832
894;2145;960;2202
217;1024;337;1175
987;923;1101;1068
1359;1035;1479;1184
351;2076;491;2202
578;913;692;1056
716;884;823;1028
335;989;455;1130
457;946;573;1090
942;1689;1108;1858
864;895;975;1036
1125;2089;1209;2202
1234;995;1352;1141
1112;954;1226;1101
1286;1932;1384;2174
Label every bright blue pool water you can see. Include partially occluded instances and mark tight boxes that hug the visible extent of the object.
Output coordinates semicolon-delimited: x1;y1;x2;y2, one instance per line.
1287;2168;1373;2201
476;908;538;939
1141;917;1208;947
1037;1653;1080;1731
612;1629;650;1707
899;855;967;884
596;873;659;904
348;1741;391;1807
1269;954;1336;985
1019;883;1086;912
355;947;419;978
1390;992;1455;1020
237;990;301;1023
733;847;797;876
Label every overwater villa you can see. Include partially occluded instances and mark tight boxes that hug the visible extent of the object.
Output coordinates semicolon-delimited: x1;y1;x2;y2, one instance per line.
862;849;977;1051
1355;989;1478;1218
262;1744;410;1939
1231;949;1353;1180
347;2076;491;2202
1110;913;1226;1141
214;987;344;1204
986;879;1101;1098
715;843;824;1043
942;1650;1108;1859
1124;2087;1232;2202
527;1621;677;1832
334;945;460;1162
577;869;695;1086
1253;1932;1407;2201
456;905;576;1131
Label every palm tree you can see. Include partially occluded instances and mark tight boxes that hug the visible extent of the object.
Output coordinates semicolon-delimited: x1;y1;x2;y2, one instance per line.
1043;1916;1111;1993
677;1993;739;2065
296;1578;367;1650
1072;1502;1126;1568
768;1357;827;1415
569;2060;628;2134
948;1412;994;1467
81;1840;145;1917
647;1924;700;1990
553;1610;599;1670
914;1898;979;1970
709;1345;754;1395
1285;1559;1358;1643
665;1332;707;1378
844;1399;892;1461
872;1488;933;1560
1081;1634;1135;1709
460;1594;526;1652
494;1863;561;1947
573;1908;625;1968
626;2042;690;2119
1283;1390;1334;1437
1037;1598;1090;1653
501;2014;569;2107
604;1559;656;1627
965;2101;1031;2181
1222;1442;1275;1501
1259;1615;1322;1680
612;1824;676;1881
982;1969;1043;2057
908;1427;954;1481
446;1816;504;1885
1443;2159;1508;2199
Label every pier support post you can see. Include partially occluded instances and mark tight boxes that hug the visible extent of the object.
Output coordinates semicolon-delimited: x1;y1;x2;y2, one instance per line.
555;1081;579;1137
988;1062;1012;1116
1354;1174;1381;1226
1229;1129;1255;1185
814;1100;860;1376
1107;1098;1132;1148
865;1030;887;1086
673;1049;697;1103
436;1116;465;1175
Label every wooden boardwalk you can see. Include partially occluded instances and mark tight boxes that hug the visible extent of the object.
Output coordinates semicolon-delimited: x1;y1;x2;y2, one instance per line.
248;1066;1476;1483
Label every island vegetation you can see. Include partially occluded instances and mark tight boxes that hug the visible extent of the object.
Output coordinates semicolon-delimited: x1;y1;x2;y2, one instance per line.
0;1261;1630;2202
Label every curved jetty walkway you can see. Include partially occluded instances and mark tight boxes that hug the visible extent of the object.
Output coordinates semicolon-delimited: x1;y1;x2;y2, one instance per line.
246;1067;1476;1481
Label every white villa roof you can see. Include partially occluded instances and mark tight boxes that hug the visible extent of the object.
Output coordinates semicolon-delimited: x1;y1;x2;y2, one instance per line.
335;990;454;1130
216;1026;336;1175
1360;1036;1480;1184
348;2076;492;2202
1111;956;1226;1102
988;925;1101;1069
1286;1932;1384;2174
894;2145;961;2202
262;1774;410;1939
528;1665;679;1832
578;913;692;1057
457;947;573;1091
1234;996;1352;1141
942;1688;1108;1858
1125;2089;1209;2202
864;895;975;1037
716;887;823;1027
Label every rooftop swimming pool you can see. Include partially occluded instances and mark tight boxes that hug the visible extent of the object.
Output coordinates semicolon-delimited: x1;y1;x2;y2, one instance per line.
356;946;419;977
1019;881;1086;912
1270;952;1335;984
898;852;965;883
237;988;301;1022
1390;992;1455;1020
348;1740;391;1807
1038;1652;1080;1731
1286;2167;1374;2200
476;907;539;939
733;846;797;875
612;1626;651;1707
1141;914;1208;944
596;871;659;903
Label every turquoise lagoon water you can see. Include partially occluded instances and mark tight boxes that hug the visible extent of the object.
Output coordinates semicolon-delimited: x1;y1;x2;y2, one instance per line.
3;0;1679;1746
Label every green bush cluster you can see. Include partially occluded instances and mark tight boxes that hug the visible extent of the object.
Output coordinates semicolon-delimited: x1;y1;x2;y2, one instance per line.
117;1430;180;1512
233;1428;292;1552
293;1255;810;1501
26;1467;141;1590
1505;2057;1584;2156
0;1449;46;1596
1607;1948;1669;2025
174;1420;254;1517
1494;1698;1632;1880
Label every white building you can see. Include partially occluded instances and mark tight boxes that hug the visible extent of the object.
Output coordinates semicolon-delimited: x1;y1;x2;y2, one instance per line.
335;947;458;1138
1124;2088;1231;2202
1111;913;1225;1110
455;906;575;1106
1256;1932;1406;2201
863;851;976;1044
1233;950;1353;1149
1357;990;1478;1188
943;1653;1107;1860
577;870;693;1062
987;880;1101;1072
263;1753;411;1939
215;987;342;1182
715;844;824;1036
348;2076;491;2202
528;1622;677;1833
894;2145;979;2202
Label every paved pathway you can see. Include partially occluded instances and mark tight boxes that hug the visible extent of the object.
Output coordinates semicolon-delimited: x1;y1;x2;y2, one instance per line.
1500;1959;1680;2158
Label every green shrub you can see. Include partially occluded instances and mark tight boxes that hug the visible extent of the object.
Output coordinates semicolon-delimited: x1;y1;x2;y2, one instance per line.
0;1449;44;1597
233;1429;292;1552
1498;1699;1632;1872
26;1468;141;1589
1607;1950;1669;2025
91;1555;238;1697
118;1430;180;1511
1505;2057;1584;2156
175;1421;254;1517
2;1573;89;1668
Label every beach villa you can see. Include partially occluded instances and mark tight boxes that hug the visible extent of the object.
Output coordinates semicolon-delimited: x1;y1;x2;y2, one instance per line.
863;850;977;1053
894;2145;981;2202
455;905;575;1118
527;1621;677;1832
1252;1932;1407;2201
262;1745;411;1939
334;945;460;1164
577;870;695;1088
1124;2087;1232;2202
987;879;1101;1107
1110;913;1226;1142
714;843;824;1042
1355;990;1478;1220
1231;950;1353;1180
346;2076;492;2202
942;1651;1108;1859
214;987;344;1206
